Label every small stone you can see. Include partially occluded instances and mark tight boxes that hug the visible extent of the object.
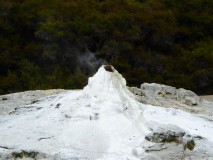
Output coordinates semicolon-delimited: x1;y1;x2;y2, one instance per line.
186;140;195;150
2;97;7;100
64;114;71;118
55;103;61;108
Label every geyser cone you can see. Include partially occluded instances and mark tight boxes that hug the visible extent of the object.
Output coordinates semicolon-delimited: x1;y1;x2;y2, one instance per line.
83;65;141;119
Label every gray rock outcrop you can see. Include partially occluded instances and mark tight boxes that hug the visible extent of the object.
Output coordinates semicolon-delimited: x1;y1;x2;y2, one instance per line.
129;83;213;119
140;122;213;160
132;83;202;106
141;138;213;160
145;123;185;143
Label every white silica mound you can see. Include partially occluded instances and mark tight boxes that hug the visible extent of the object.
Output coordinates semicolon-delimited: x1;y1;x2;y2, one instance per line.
0;65;213;160
83;65;142;119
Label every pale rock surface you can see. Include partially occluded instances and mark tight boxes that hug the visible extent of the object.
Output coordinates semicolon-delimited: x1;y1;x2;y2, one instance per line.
0;66;213;160
144;122;185;143
0;89;66;116
139;83;201;106
129;83;213;120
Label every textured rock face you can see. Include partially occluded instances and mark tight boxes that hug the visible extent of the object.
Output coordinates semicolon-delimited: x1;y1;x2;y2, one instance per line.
0;89;66;115
140;83;176;99
139;83;201;106
177;88;201;106
128;83;213;119
145;124;185;143
141;122;213;160
141;138;213;160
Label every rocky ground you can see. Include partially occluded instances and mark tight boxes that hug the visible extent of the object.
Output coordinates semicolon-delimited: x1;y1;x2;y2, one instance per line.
129;83;213;121
0;67;213;160
0;89;66;116
141;121;213;160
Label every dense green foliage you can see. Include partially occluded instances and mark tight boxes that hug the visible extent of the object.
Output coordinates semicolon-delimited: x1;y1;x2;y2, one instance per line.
0;0;212;94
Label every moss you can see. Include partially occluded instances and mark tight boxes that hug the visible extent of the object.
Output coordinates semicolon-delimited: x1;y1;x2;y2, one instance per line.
186;140;195;150
12;150;38;158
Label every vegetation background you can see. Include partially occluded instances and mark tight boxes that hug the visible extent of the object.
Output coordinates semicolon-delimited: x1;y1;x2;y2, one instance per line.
0;0;212;95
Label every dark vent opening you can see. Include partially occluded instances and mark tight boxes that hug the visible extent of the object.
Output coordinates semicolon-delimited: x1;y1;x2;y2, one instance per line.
104;65;114;72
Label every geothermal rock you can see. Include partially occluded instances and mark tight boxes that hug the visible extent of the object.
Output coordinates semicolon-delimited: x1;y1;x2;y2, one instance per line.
0;66;213;160
139;83;201;105
145;123;185;143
